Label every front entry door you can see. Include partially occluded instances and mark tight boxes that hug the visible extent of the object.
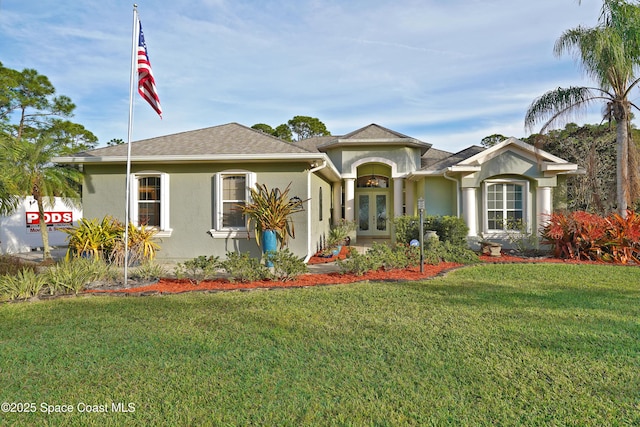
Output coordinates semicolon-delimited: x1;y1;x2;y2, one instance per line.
357;191;389;237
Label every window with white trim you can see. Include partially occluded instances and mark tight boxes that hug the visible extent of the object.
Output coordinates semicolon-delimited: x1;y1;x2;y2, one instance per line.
213;171;256;234
131;172;171;236
484;180;528;232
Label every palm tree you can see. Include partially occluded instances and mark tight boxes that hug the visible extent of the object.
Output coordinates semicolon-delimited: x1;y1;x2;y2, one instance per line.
525;0;640;216
0;135;82;261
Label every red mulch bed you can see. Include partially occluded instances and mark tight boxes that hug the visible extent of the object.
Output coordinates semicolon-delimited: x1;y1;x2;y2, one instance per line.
85;251;630;296
307;245;350;264
86;262;462;295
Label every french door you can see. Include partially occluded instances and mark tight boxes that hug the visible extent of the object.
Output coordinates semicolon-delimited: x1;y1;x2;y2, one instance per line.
356;191;389;237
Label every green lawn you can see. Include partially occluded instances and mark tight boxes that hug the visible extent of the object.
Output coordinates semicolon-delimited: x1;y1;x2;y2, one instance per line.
0;263;638;426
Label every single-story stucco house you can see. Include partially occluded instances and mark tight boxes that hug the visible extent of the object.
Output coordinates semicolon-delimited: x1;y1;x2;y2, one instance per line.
54;123;579;262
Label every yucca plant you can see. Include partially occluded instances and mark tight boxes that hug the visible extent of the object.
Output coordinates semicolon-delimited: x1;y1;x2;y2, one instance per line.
239;182;308;249
63;216;123;261
110;222;160;267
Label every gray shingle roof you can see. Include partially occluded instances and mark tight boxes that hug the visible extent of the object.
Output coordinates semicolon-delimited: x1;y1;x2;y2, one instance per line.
340;124;413;140
421;147;454;169
313;124;431;154
420;146;486;171
74;123;314;158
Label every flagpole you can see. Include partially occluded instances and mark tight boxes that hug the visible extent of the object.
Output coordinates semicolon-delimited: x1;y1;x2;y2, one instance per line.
124;4;139;285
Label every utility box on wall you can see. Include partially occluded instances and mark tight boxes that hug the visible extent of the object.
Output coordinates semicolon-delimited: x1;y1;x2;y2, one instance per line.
0;197;82;254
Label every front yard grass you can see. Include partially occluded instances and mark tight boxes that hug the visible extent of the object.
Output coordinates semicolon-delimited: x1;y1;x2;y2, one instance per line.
0;263;638;426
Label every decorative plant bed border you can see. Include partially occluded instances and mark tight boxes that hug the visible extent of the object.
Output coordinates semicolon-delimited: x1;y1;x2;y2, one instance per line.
85;262;462;295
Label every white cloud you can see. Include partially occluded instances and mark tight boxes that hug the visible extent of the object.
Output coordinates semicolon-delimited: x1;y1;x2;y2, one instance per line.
0;0;621;150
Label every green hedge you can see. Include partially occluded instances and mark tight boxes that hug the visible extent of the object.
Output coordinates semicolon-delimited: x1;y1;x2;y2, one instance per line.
394;215;469;247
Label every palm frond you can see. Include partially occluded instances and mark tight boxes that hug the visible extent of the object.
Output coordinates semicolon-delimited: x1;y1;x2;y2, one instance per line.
524;86;603;133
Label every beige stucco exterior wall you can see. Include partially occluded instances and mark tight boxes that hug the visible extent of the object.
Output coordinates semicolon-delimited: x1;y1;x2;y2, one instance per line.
421;177;456;216
325;146;422;176
82;162;315;262
308;173;333;256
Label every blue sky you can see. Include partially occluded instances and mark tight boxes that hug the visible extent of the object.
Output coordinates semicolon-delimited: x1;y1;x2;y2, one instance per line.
0;0;614;152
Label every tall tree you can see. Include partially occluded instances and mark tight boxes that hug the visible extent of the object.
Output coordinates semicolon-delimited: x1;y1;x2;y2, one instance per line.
524;123;619;214
524;0;640;216
480;133;507;147
251;123;275;134
251;116;329;142
107;138;125;146
273;123;293;142
287;116;330;141
0;63;96;259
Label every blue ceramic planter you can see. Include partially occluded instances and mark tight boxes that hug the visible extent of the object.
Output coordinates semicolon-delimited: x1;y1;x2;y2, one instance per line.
262;230;277;267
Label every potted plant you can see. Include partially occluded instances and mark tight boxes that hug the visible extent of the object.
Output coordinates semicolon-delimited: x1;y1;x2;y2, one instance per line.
327;220;356;249
239;183;307;266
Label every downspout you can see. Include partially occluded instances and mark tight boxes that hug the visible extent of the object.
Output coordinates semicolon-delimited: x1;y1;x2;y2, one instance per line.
304;160;327;262
443;169;460;217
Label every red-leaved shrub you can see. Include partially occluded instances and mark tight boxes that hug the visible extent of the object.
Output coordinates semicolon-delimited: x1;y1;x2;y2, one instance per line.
541;210;640;263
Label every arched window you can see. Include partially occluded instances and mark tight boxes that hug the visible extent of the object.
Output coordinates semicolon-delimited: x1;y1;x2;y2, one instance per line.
356;175;389;188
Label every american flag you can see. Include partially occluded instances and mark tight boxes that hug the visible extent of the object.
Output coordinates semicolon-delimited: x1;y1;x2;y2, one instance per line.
137;21;162;118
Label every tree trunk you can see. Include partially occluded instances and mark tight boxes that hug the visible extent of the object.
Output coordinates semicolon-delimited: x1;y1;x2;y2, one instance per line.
36;196;52;261
616;113;630;217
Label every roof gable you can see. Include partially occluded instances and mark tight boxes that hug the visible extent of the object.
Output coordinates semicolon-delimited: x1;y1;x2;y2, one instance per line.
340;124;413;140
458;137;575;168
317;123;431;154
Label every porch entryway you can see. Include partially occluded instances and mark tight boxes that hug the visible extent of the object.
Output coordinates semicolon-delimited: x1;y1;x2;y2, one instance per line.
356;190;390;237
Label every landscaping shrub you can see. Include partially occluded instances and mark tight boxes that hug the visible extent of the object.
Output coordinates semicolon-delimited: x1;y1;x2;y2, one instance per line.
367;242;420;270
424;239;479;265
63;216;122;261
0;269;46;301
174;255;222;284
394;215;469;247
267;249;308;281
337;248;381;276
393;216;420;245
222;252;271;283
64;216;160;266
130;261;168;282
504;219;541;255
425;215;469;247
109;224;161;267
542;210;640;263
45;258;117;295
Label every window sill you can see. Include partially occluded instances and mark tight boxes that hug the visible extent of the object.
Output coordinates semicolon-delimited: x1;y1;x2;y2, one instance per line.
154;229;173;238
208;229;254;239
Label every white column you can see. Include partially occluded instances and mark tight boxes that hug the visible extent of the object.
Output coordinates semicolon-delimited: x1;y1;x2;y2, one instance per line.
536;186;552;235
344;178;355;222
404;180;415;216
462;187;477;236
332;181;342;225
393;177;404;218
